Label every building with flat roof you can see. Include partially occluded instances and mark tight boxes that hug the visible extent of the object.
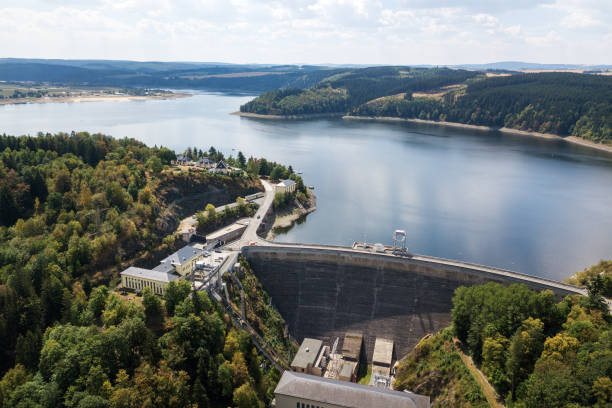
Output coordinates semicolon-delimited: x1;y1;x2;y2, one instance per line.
339;332;363;382
291;338;324;375
371;337;395;383
342;332;363;362
159;244;205;277
372;338;394;367
206;219;249;244
120;266;180;295
275;179;296;194
273;371;430;408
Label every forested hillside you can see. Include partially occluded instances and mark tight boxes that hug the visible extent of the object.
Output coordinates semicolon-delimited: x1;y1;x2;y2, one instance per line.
396;280;611;407
449;281;610;407
241;67;612;144
0;133;278;407
240;67;478;115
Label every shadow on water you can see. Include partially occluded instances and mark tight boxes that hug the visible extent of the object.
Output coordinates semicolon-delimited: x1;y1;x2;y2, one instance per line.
271;212;311;237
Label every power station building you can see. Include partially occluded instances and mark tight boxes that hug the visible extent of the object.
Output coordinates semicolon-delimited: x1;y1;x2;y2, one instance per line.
120;266;180;295
120;244;206;294
158;244;206;277
273;371;430;408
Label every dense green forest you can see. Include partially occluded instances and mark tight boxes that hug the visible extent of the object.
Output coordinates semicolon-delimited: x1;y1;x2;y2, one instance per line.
240;67;478;115
566;260;612;298
241;67;612;144
0;133;280;407
448;281;611;407
356;72;612;143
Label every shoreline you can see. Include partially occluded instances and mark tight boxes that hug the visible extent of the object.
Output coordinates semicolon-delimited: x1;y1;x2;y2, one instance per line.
343;115;612;154
0;92;190;106
232;111;344;120
266;191;317;241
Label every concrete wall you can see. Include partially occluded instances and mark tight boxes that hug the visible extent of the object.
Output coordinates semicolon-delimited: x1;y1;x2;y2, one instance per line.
243;245;582;361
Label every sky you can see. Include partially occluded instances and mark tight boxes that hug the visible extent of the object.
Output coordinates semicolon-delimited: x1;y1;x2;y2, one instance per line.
0;0;610;65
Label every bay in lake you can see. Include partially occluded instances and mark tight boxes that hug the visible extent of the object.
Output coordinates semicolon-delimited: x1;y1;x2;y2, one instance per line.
1;92;611;280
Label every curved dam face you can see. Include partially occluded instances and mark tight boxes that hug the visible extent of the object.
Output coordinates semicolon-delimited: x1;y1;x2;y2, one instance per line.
242;245;582;361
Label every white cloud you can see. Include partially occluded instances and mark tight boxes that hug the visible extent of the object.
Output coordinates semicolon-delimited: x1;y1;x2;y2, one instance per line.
0;0;610;64
560;10;600;28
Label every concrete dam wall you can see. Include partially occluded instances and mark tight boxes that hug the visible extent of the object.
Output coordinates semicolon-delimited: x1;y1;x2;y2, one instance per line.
242;244;583;361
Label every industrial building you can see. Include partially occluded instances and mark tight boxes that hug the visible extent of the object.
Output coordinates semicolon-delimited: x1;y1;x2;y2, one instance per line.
206;219;250;245
290;338;326;376
120;243;205;294
273;371;430;408
371;338;394;388
120;266;180;295
158;244;205;277
339;332;363;382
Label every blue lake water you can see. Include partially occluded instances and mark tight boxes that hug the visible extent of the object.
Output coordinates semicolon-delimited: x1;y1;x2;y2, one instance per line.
1;92;611;280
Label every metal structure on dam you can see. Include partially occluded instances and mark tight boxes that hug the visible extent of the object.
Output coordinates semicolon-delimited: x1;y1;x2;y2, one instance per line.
241;243;587;361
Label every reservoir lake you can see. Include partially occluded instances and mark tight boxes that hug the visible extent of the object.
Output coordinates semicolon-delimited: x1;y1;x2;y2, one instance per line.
1;92;611;281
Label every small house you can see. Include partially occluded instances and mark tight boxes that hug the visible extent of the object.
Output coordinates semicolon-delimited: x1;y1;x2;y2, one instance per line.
210;160;231;175
275;179;296;194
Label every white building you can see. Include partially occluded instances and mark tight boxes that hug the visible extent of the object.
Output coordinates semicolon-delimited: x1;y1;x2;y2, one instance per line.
273;371;430;408
120;266;180;295
210;160;231;174
275;179;296;194
159;244;205;277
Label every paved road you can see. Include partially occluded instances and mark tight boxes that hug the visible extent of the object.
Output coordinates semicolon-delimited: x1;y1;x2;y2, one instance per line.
226;178;275;250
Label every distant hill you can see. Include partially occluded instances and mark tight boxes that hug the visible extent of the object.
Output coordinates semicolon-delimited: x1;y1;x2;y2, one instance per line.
0;58;342;92
452;61;612;71
240;66;612;144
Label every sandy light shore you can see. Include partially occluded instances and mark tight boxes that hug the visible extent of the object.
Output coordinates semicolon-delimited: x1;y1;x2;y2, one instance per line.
564;136;612;154
0;92;190;106
232;111;344;120
343;115;612;155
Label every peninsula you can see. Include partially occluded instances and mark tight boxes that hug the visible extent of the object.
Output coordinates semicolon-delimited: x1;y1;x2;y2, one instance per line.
239;67;612;153
0;83;189;105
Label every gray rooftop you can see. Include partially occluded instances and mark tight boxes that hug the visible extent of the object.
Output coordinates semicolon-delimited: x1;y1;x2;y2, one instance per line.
291;338;323;369
152;262;176;273
340;362;353;378
160;245;203;266
120;266;180;283
277;179;295;187
373;338;394;366
275;371;430;408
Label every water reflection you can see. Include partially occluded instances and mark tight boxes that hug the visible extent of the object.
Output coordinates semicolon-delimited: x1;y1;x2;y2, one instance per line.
0;92;611;280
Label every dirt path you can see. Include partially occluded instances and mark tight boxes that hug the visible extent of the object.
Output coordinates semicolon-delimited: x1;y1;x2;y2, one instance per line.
453;338;504;408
